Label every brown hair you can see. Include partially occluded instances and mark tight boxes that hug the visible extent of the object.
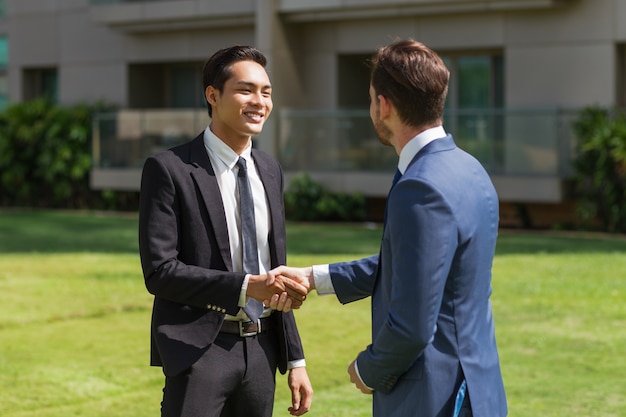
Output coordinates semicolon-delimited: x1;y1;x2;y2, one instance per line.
370;39;449;128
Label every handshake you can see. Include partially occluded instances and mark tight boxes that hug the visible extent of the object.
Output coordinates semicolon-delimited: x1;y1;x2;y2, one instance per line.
248;266;315;312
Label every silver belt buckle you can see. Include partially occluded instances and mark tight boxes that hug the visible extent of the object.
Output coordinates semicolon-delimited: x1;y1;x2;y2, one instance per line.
239;319;261;337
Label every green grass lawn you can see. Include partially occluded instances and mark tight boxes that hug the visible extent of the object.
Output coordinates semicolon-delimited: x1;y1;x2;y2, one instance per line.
1;210;625;417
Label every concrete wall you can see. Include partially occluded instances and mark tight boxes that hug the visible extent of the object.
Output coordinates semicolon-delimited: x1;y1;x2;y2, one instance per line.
5;0;255;106
4;0;626;201
5;0;625;108
288;0;626;110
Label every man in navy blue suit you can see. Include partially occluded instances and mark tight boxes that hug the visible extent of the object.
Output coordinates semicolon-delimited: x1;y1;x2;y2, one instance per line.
268;39;507;417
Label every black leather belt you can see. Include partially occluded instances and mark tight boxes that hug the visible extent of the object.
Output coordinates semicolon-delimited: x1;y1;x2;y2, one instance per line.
220;317;274;337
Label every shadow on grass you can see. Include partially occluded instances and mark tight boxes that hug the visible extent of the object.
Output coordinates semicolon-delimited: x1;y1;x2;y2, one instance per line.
288;222;626;256
0;209;139;253
2;210;626;255
495;229;626;255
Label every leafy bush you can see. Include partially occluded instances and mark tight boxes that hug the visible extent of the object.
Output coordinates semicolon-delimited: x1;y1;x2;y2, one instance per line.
0;99;138;210
571;106;626;232
285;173;366;222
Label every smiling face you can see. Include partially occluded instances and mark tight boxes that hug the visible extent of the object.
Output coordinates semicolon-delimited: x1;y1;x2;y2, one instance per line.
205;60;273;152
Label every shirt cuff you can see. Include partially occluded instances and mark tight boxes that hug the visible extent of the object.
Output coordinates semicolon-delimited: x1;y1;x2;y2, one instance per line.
240;274;250;308
312;264;335;295
288;359;306;369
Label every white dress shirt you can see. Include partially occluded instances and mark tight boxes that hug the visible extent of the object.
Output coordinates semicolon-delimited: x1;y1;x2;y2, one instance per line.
204;127;271;316
203;126;305;369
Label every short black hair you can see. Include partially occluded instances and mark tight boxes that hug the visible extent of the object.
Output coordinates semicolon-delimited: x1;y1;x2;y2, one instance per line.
202;45;267;117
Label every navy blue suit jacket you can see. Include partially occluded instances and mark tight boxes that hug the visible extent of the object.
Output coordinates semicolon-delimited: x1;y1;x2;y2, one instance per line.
330;135;507;417
138;134;304;377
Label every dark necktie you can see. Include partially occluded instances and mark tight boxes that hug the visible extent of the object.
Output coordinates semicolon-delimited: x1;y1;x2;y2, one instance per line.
392;168;402;187
384;168;402;225
236;156;263;322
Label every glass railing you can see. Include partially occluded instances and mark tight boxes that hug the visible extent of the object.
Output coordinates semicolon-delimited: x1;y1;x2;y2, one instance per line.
278;108;580;177
92;109;208;169
92;107;580;177
277;109;397;173
90;0;177;5
445;108;579;177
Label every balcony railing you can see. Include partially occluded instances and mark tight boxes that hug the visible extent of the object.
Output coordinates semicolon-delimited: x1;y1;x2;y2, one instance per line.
91;107;581;199
92;107;580;175
277;107;579;177
90;0;177;4
92;109;207;170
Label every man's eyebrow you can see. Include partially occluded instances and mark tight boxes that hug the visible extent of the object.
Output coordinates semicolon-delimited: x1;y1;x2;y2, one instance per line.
235;80;272;89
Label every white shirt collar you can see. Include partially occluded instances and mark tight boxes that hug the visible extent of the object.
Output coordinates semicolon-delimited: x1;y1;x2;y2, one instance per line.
397;126;446;174
203;126;252;170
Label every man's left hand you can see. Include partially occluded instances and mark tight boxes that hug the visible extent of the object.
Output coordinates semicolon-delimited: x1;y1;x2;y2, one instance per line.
288;367;313;415
348;359;374;395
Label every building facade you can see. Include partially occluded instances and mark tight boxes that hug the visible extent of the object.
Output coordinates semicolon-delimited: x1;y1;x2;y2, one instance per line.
1;0;625;218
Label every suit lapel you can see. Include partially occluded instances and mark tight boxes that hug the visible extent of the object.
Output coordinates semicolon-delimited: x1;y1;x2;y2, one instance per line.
252;149;285;266
187;135;234;271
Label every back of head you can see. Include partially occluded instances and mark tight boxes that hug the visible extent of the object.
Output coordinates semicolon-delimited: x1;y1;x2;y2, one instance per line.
370;39;449;128
202;45;267;117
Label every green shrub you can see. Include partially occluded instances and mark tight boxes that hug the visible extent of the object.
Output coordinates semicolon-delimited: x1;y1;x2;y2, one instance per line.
285;173;366;222
571;106;626;232
0;99;137;210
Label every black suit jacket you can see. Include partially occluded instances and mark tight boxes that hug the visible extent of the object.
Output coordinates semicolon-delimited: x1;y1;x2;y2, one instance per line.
138;134;304;377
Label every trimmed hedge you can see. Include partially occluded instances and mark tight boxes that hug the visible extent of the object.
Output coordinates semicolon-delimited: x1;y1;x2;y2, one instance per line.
285;173;366;222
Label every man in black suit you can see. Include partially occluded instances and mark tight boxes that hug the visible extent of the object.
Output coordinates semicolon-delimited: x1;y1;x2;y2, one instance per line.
139;45;313;417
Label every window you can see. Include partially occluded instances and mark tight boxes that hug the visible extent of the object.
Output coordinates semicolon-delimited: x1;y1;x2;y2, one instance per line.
23;68;59;103
0;35;8;109
338;54;371;109
442;52;504;110
0;36;7;66
128;62;204;109
441;51;505;172
169;65;203;108
331;49;505;172
335;51;504;111
618;44;626;108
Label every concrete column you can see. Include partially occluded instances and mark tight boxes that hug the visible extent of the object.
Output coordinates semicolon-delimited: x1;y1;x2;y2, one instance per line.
254;0;304;158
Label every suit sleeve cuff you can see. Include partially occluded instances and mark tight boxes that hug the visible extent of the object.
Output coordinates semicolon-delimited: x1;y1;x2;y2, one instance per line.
354;359;375;391
312;264;335;295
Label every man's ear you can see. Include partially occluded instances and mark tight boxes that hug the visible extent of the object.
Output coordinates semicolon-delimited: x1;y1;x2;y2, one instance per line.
205;86;218;106
378;94;392;120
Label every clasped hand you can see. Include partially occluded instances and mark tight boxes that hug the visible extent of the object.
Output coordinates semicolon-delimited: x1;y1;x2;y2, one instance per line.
261;266;314;312
263;266;373;397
